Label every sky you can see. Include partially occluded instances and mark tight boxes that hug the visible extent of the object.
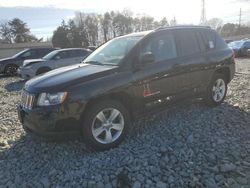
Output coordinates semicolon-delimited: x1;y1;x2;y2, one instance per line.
0;0;249;39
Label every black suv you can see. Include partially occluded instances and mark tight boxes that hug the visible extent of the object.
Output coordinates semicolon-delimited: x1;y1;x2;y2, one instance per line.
17;26;235;150
0;47;55;75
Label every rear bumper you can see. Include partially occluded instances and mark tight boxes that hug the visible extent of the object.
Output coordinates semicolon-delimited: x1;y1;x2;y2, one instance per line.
17;104;81;140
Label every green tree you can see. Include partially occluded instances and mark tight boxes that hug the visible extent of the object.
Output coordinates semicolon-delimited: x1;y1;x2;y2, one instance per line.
0;22;12;43
52;20;71;48
159;17;169;27
220;23;236;37
8;18;37;43
101;12;112;42
68;19;83;47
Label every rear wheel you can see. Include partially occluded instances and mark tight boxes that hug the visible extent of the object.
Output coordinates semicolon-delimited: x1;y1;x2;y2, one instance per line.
82;100;130;150
205;73;227;107
4;65;18;76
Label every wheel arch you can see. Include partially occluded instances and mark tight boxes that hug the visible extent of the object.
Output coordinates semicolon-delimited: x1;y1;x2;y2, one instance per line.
4;63;18;71
214;67;231;83
36;66;51;75
83;91;134;119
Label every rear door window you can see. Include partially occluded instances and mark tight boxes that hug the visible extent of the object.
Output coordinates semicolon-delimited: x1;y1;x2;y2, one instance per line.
215;32;227;50
72;50;89;57
141;32;177;62
56;51;71;59
176;30;201;56
195;31;206;52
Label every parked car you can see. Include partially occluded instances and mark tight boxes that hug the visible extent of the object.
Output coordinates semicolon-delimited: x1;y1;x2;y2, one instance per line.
225;39;233;44
17;26;235;150
0;48;55;75
17;48;92;79
228;40;250;57
87;46;97;51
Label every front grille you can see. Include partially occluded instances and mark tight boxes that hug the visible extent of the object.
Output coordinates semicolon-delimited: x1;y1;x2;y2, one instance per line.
21;90;35;110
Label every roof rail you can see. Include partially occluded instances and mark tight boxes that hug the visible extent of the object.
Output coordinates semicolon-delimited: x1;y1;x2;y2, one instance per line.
155;25;211;31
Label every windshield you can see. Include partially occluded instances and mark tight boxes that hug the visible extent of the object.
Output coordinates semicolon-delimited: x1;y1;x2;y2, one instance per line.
228;41;244;48
43;50;58;60
83;36;143;66
12;49;29;58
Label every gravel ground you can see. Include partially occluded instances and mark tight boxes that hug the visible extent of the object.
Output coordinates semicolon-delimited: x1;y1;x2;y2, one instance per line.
0;59;250;188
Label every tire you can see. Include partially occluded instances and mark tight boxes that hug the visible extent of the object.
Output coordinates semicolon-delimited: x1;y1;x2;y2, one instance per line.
205;73;227;107
4;65;18;76
82;100;130;151
36;67;51;75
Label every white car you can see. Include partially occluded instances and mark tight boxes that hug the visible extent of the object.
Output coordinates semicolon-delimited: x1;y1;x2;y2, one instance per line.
18;48;91;79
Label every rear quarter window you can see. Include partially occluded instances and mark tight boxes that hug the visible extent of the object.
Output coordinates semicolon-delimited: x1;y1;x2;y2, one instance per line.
215;32;228;50
200;30;216;50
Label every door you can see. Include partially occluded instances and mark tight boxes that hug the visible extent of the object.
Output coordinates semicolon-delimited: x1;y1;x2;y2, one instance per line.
173;29;209;95
132;31;180;105
54;51;73;68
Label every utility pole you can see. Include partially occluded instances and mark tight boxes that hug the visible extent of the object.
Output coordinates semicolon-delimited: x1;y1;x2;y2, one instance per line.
238;8;242;34
200;0;207;25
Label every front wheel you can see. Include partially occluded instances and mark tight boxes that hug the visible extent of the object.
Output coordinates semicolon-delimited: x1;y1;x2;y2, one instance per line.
205;73;227;107
4;65;18;76
82;100;130;151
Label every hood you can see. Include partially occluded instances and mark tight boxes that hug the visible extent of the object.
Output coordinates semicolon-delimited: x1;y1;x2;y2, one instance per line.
23;59;44;66
0;57;15;63
24;63;118;93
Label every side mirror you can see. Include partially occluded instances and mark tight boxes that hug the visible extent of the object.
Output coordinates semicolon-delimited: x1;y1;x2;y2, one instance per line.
140;52;155;64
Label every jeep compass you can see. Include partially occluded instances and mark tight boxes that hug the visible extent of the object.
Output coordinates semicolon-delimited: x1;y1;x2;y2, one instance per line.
17;26;235;150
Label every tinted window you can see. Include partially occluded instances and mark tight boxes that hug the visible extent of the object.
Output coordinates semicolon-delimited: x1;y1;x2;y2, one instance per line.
244;42;250;48
20;49;37;58
200;30;216;50
72;50;89;57
39;48;53;56
196;31;206;52
176;30;200;56
56;51;70;59
141;33;177;62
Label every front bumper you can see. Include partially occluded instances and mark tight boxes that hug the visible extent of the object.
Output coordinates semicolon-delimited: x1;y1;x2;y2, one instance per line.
17;67;35;80
17;105;81;140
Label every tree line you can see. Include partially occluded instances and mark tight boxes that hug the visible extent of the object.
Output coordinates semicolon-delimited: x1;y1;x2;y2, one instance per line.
1;11;250;46
51;10;176;48
0;18;38;44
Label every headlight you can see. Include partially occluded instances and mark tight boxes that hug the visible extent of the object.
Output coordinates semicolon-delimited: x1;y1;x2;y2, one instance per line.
37;92;67;106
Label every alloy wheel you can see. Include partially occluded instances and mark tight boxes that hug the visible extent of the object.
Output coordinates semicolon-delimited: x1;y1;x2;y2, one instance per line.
212;78;226;102
91;108;124;144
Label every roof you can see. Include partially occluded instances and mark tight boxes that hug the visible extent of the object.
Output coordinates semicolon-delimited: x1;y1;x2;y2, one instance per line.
56;48;90;52
120;25;211;39
123;30;154;37
156;25;211;31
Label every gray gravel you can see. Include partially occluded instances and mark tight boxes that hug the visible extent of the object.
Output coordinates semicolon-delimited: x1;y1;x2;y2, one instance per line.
0;58;250;188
